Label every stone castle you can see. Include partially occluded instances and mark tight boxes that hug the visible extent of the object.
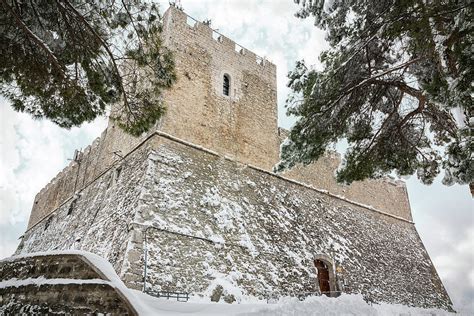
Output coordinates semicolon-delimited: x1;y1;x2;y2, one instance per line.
13;6;452;310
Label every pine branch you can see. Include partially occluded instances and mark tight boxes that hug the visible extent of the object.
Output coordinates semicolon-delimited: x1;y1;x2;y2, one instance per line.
346;57;422;96
57;0;133;115
121;0;143;49
3;0;65;78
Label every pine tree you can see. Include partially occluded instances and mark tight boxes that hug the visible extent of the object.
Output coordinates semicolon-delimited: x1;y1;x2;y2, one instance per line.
277;0;472;186
0;0;176;136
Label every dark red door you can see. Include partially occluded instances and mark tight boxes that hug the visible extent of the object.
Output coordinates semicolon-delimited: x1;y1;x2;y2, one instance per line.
315;260;330;296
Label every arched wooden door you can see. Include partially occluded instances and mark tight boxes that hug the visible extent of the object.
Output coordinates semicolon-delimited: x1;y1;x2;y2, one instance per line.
314;259;331;296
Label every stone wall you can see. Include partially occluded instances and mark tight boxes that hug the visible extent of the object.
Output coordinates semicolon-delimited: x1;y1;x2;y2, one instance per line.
0;283;136;314
17;134;452;310
17;141;151;278
277;129;413;221
127;137;450;309
26;123;146;230
0;254;103;281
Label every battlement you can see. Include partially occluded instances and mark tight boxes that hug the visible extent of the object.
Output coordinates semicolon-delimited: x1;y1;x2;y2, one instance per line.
163;6;276;80
28;135;101;229
27;125;133;230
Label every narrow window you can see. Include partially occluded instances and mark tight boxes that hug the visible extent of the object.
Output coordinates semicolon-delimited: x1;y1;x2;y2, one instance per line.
223;74;230;96
67;198;77;216
114;166;122;184
44;216;53;231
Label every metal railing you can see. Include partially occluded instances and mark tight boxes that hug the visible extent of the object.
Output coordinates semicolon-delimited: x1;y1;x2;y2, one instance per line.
145;290;191;302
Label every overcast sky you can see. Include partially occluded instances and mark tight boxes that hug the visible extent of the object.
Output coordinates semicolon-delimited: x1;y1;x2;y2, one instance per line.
0;0;472;313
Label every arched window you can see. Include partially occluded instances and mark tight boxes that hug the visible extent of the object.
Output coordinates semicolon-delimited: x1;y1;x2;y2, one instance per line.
223;74;230;96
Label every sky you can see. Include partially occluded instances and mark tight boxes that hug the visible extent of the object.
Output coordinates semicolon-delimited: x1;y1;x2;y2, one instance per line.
0;0;472;313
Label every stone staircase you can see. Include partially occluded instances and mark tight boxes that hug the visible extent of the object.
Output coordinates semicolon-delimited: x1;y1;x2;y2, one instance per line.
0;252;138;315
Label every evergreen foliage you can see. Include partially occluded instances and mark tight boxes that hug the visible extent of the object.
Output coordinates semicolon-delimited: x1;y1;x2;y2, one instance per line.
278;0;472;185
0;0;176;136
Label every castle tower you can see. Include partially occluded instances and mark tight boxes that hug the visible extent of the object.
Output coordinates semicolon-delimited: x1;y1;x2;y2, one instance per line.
157;8;280;170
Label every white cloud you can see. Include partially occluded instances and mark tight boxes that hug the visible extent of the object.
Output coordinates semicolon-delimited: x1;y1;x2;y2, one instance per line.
0;98;107;257
0;236;18;259
0;100;107;226
409;175;473;311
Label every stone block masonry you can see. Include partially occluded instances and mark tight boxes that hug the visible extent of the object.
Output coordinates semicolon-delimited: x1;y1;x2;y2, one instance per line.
0;254;103;282
0;283;135;314
277;129;413;221
16;133;453;310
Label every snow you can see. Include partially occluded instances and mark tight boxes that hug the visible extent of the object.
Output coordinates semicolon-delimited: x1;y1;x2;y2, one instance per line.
149;131;410;226
451;107;467;128
0;276;109;289
126;290;457;316
1;250;458;315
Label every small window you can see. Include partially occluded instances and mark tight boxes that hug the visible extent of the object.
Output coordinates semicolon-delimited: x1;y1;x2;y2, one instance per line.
115;166;122;183
67;198;77;216
44;216;53;231
223;74;230;96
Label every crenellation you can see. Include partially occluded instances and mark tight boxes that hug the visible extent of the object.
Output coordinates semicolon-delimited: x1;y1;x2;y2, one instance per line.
185;15;197;28
277;128;413;221
91;137;100;148
76;148;91;190
218;35;236;50
234;43;244;54
83;138;101;187
212;31;222;42
164;6;276;79
25;128;120;229
56;170;70;206
51;176;64;211
195;22;213;37
242;49;257;63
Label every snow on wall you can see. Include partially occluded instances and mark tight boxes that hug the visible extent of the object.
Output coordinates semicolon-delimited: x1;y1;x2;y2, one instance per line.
122;138;452;310
16;147;150;277
17;135;452;311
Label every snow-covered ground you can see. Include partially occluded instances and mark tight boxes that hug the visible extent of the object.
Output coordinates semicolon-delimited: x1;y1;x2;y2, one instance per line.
131;291;460;316
2;250;461;315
